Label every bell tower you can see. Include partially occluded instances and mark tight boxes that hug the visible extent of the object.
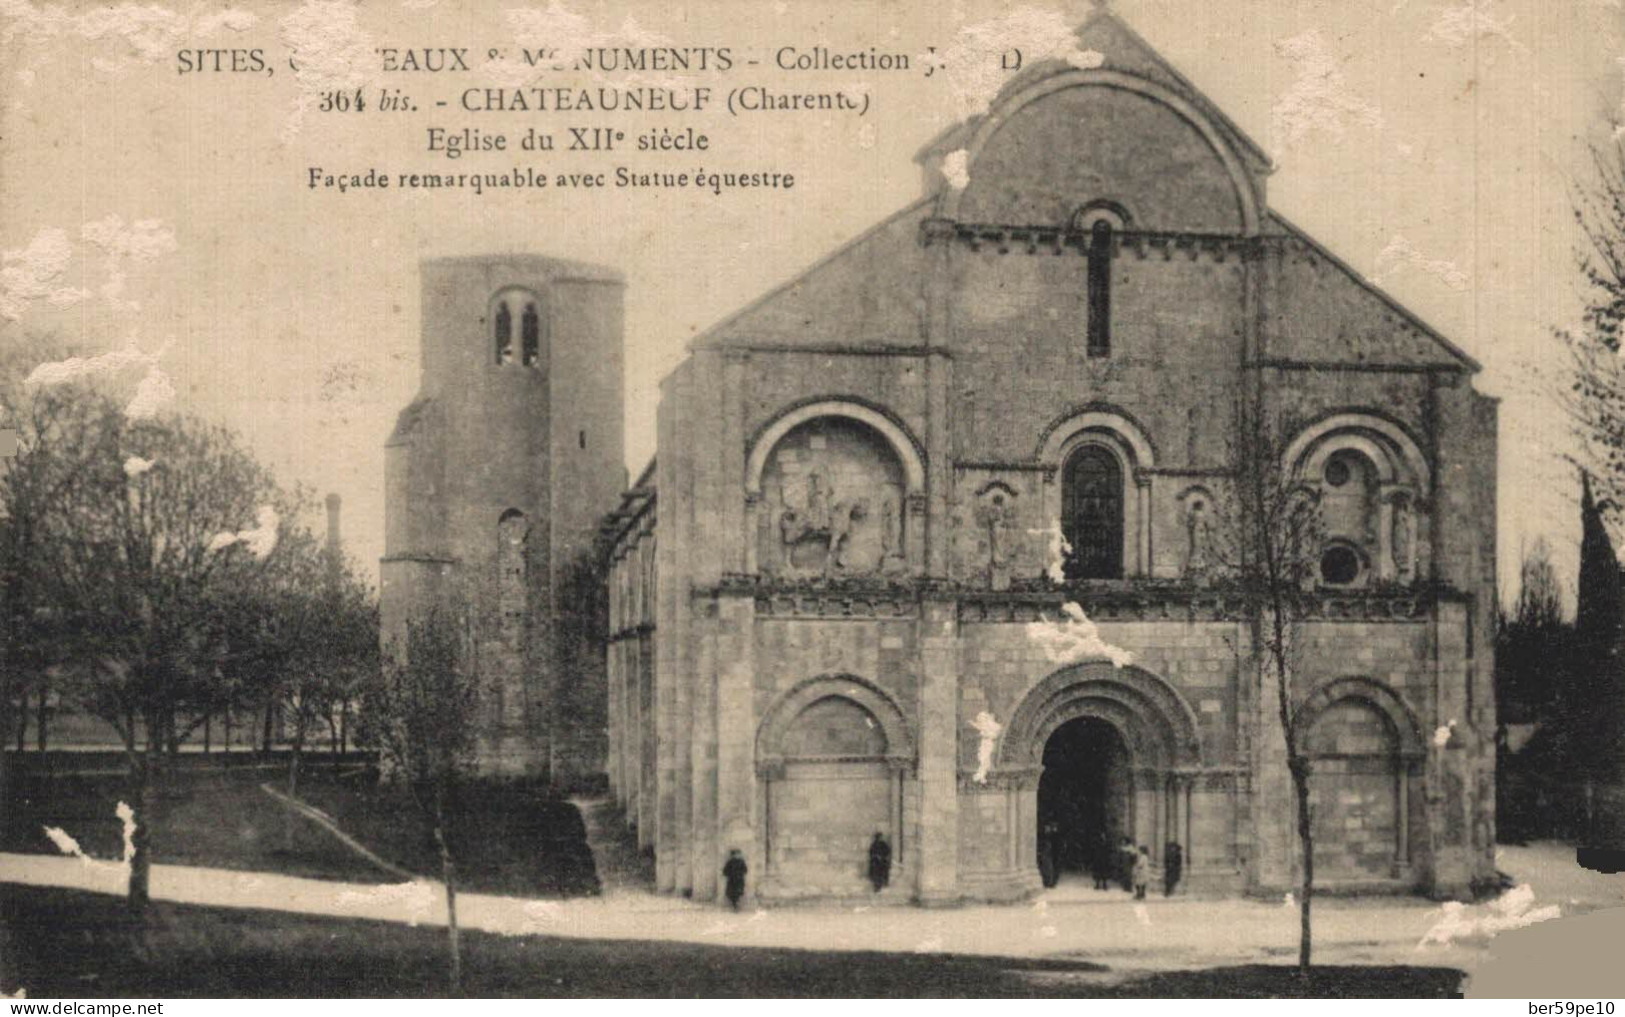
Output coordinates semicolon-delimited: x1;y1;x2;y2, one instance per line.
382;254;625;784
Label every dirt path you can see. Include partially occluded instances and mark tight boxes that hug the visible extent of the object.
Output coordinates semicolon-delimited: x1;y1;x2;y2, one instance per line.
6;842;1614;983
571;796;654;896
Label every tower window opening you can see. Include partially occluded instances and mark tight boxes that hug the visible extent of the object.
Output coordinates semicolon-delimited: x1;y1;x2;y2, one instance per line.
522;302;540;366
1086;219;1112;357
579;429;586;449
494;302;513;364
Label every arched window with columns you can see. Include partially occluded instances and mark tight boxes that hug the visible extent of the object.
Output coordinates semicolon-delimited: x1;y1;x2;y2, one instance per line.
1284;413;1430;586
1063;444;1123;579
1036;408;1155;579
490;287;544;369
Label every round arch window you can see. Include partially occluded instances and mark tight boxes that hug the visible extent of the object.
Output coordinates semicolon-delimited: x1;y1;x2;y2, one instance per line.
1324;452;1357;488
1319;543;1362;586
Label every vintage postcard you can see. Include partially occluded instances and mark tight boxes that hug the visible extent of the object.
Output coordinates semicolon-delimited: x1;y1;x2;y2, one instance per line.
2;0;1624;1002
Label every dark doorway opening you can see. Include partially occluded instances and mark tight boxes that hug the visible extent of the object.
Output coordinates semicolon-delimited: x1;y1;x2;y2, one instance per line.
1037;717;1131;888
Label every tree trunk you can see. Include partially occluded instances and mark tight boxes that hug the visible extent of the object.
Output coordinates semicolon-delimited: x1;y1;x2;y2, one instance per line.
339;701;349;754
262;697;275;755
1266;604;1314;973
35;688;46;753
433;792;463;997
1293;760;1315;971
127;738;153;918
15;697;26;752
203;713;211;755
285;717;303;852
223;711;232;761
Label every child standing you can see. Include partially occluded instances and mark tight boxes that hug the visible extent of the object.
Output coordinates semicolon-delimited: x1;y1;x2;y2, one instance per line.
1131;844;1151;900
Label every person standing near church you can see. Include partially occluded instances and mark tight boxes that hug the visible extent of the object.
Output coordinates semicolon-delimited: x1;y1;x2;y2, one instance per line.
1118;834;1137;891
1038;821;1060;888
1163;840;1184;897
868;832;891;893
723;848;748;911
1132;845;1151;901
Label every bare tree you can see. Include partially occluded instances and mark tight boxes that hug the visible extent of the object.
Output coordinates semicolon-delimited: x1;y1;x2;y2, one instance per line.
1212;392;1326;971
360;609;484;996
1564;142;1625;516
217;520;378;847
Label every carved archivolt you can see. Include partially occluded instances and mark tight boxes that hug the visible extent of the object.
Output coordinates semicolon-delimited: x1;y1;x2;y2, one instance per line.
995;661;1202;772
1293;676;1426;759
755;673;917;775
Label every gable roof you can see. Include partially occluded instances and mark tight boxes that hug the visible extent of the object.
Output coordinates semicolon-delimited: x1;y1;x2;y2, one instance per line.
916;6;1272;178
689;198;934;351
1269;211;1482;373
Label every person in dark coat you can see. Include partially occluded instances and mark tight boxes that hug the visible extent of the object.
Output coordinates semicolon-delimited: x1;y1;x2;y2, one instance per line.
1090;831;1110;890
868;832;892;893
1118;835;1136;892
1163;840;1184;897
722;848;748;911
1037;822;1059;888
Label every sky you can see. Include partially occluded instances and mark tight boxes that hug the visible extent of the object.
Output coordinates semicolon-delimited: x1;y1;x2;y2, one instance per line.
2;0;1621;606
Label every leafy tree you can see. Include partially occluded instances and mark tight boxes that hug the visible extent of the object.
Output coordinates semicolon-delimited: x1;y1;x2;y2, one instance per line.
216;518;378;846
360;609;484;996
1495;539;1571;722
1572;472;1625;788
0;336;89;786
5;382;287;915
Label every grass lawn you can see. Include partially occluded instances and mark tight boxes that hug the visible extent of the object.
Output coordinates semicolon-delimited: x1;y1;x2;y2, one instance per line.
0;885;1465;998
2;762;598;897
295;773;598;897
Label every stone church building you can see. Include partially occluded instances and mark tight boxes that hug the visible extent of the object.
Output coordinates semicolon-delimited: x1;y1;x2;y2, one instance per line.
602;9;1498;904
382;255;625;785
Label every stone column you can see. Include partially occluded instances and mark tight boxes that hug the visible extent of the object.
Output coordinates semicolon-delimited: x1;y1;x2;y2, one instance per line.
715;592;758;900
653;371;683;891
1378;498;1395;580
1249;612;1296;893
914;223;959;904
688;607;719;900
1428;600;1473;899
916;596;961;904
1136;478;1152;576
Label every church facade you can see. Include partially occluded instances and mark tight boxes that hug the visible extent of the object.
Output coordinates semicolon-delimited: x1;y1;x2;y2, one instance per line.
603;10;1498;904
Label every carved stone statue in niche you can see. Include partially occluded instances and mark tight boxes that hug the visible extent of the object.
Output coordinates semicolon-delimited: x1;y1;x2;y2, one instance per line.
776;464;894;576
879;495;906;576
1392;493;1415;582
1182;493;1213;583
973;483;1019;590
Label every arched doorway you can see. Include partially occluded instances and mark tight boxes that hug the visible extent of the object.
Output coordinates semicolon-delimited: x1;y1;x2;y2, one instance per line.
1294;677;1425;886
1305;697;1405;881
1038;717;1131;888
996;662;1204;896
755;675;916;898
